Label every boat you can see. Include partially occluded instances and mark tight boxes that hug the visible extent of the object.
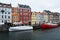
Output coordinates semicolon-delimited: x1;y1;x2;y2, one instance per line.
9;26;33;31
0;23;4;25
32;24;41;29
41;23;58;29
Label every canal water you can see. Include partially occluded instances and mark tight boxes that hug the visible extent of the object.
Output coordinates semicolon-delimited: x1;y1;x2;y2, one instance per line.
0;27;60;40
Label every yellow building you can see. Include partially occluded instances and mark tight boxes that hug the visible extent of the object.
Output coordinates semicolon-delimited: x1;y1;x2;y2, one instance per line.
31;12;36;25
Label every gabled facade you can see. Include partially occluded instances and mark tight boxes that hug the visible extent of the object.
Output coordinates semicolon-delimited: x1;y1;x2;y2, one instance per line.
39;12;45;23
12;7;20;23
35;12;41;24
31;12;36;25
52;12;59;23
18;4;31;25
0;3;12;23
42;11;48;23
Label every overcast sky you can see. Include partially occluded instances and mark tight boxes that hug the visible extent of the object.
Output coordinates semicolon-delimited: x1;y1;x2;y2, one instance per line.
0;0;60;12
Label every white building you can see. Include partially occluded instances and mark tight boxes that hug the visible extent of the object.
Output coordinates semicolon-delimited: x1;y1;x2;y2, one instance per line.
36;12;46;24
44;15;48;23
36;12;45;24
0;3;12;23
36;12;41;24
43;12;48;23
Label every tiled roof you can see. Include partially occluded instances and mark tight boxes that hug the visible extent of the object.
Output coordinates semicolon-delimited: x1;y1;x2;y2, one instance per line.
32;12;48;15
0;2;11;7
18;4;31;8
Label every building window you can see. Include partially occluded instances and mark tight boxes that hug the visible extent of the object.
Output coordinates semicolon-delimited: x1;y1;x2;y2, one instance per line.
20;9;22;12
14;16;15;18
5;12;7;14
8;16;10;19
2;15;3;18
28;10;29;11
2;20;3;23
5;15;6;18
14;16;16;19
1;10;4;14
28;10;31;12
8;20;10;22
12;11;14;13
14;16;18;19
8;12;10;14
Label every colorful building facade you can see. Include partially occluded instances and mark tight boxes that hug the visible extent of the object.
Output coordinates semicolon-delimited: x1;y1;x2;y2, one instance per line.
32;12;47;25
35;12;41;24
42;11;48;23
12;7;20;23
52;12;59;23
18;4;31;25
39;12;45;23
0;3;12;23
31;12;36;25
43;10;52;23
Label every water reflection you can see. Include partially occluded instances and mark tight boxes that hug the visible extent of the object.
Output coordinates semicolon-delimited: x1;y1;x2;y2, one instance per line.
0;28;60;40
0;32;9;40
9;30;33;40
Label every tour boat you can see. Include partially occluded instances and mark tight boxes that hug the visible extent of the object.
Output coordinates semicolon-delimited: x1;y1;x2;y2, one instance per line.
0;23;4;25
41;23;58;29
9;26;33;31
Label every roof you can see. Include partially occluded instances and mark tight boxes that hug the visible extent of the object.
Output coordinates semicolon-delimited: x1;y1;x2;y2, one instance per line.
32;12;48;15
0;2;11;7
0;3;11;5
18;4;31;8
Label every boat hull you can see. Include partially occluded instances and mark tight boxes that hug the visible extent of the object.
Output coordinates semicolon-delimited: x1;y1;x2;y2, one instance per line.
9;26;33;31
41;23;58;29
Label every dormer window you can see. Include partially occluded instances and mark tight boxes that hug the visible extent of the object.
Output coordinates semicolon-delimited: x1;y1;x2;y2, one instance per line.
1;10;4;13
7;4;11;7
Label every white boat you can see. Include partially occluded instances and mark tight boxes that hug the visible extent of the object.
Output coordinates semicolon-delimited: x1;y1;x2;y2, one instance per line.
9;26;33;31
0;23;4;25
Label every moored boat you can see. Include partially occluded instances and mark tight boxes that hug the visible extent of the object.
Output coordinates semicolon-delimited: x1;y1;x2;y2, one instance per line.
9;26;33;31
41;23;58;29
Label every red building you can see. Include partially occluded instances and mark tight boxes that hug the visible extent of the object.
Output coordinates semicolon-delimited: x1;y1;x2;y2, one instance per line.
18;4;31;25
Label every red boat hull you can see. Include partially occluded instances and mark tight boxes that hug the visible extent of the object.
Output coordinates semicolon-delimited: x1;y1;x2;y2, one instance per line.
41;23;58;29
